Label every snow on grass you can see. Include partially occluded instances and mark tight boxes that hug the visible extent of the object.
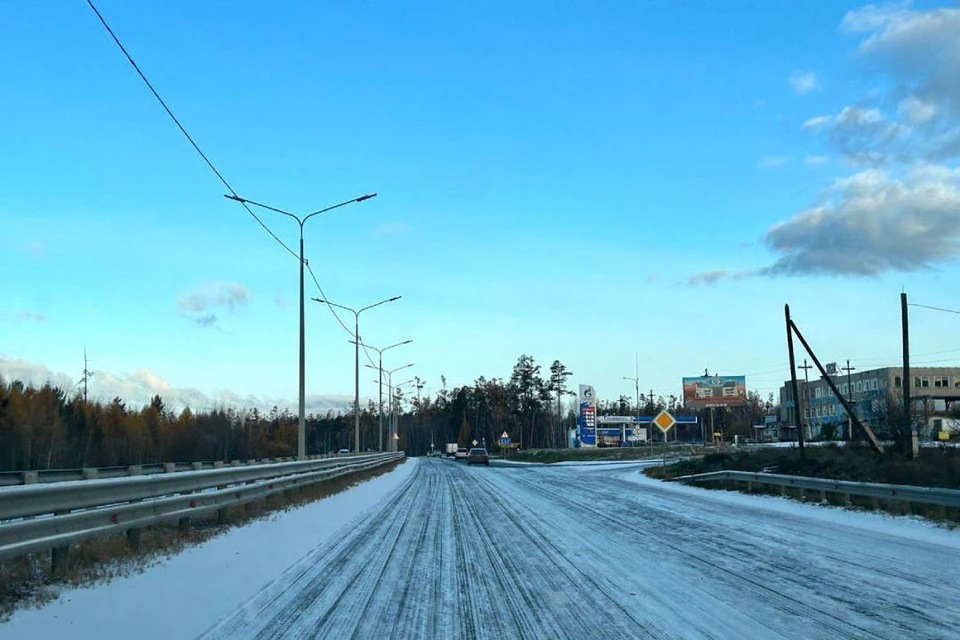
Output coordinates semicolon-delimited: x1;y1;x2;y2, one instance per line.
624;468;960;551
0;458;418;640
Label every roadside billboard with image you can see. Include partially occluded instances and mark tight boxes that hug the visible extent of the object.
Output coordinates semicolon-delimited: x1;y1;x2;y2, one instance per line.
682;375;747;409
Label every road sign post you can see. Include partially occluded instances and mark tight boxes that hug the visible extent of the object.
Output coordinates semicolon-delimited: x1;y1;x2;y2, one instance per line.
653;410;676;467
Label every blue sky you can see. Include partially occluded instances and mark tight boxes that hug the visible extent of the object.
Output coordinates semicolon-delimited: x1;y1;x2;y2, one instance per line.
3;1;960;411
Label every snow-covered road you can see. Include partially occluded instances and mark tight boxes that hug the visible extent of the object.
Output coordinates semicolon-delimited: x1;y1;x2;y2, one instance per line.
202;458;960;639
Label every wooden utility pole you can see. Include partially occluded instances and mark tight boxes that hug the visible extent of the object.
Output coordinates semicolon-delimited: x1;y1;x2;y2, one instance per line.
785;305;806;459
902;292;916;458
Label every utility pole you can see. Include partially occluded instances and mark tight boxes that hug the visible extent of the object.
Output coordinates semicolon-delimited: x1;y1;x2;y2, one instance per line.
623;366;640;448
841;360;855;441
785;304;805;459
80;347;94;406
798;359;813;441
902;291;915;458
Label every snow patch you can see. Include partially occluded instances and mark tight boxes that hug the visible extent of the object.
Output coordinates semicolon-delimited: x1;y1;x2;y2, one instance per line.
0;459;418;640
625;470;960;551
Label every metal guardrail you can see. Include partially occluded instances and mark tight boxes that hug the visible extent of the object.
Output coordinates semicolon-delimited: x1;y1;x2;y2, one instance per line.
0;452;404;567
671;470;960;509
0;453;366;486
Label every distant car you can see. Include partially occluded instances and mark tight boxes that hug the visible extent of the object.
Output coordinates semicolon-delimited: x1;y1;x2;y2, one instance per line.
337;448;350;455
454;447;469;462
466;448;490;466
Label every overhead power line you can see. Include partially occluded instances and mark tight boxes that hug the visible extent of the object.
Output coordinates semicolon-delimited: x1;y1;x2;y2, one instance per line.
305;262;378;368
85;0;298;260
909;303;960;316
87;0;380;361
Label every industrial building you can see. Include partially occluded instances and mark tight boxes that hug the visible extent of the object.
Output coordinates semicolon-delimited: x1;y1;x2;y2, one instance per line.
779;366;960;440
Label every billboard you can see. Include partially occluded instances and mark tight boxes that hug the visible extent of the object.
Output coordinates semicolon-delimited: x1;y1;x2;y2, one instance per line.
682;375;747;408
577;384;597;446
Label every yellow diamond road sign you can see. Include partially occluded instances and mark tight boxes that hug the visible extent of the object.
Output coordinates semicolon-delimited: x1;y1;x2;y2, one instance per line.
653;410;676;433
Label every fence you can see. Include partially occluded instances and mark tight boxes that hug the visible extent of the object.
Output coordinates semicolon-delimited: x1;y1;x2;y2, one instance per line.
671;470;960;511
0;452;404;571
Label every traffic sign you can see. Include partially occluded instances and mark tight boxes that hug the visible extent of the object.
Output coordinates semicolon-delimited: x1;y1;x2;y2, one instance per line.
472;439;478;446
500;431;509;439
653;410;676;434
499;437;511;445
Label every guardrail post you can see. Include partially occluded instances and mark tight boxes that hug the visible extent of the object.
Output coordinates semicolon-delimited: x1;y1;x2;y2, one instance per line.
22;471;38;485
178;517;191;534
163;463;176;473
746;481;753;493
779;485;787;497
51;545;69;576
81;468;98;480
191;462;203;471
127;465;143;476
214;461;225;469
842;493;852;506
871;496;880;510
127;527;142;551
819;489;827;503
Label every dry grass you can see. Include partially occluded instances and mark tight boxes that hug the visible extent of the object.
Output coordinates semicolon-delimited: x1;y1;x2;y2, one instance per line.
0;458;403;621
508;444;698;464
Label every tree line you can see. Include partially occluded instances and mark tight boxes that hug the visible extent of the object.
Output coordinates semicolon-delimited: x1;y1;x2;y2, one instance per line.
0;354;776;470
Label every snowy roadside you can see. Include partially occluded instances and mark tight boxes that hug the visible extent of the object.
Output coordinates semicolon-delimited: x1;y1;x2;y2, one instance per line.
0;458;418;640
623;468;960;550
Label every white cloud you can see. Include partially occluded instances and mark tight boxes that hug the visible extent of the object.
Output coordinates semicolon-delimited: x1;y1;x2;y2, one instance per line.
804;155;829;166
758;156;792;169
789;70;820;95
370;222;408;237
687;270;731;286
0;356;352;414
842;5;960;117
757;166;960;276
12;311;48;323
802;115;832;131
898;95;937;123
802;105;910;165
176;281;249;328
0;358;74;391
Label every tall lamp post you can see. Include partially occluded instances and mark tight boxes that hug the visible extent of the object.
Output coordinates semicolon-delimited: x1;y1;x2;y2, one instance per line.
366;363;414;451
313;296;402;453
224;192;377;458
352;339;412;451
623;375;640;446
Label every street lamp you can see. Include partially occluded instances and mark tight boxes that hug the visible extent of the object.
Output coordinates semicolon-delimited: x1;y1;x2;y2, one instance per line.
366;362;414;451
352;339;412;451
313;296;401;453
623;375;640;446
224;192;377;458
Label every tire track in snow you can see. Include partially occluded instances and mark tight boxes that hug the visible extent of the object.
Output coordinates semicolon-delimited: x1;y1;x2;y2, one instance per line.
505;464;956;640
